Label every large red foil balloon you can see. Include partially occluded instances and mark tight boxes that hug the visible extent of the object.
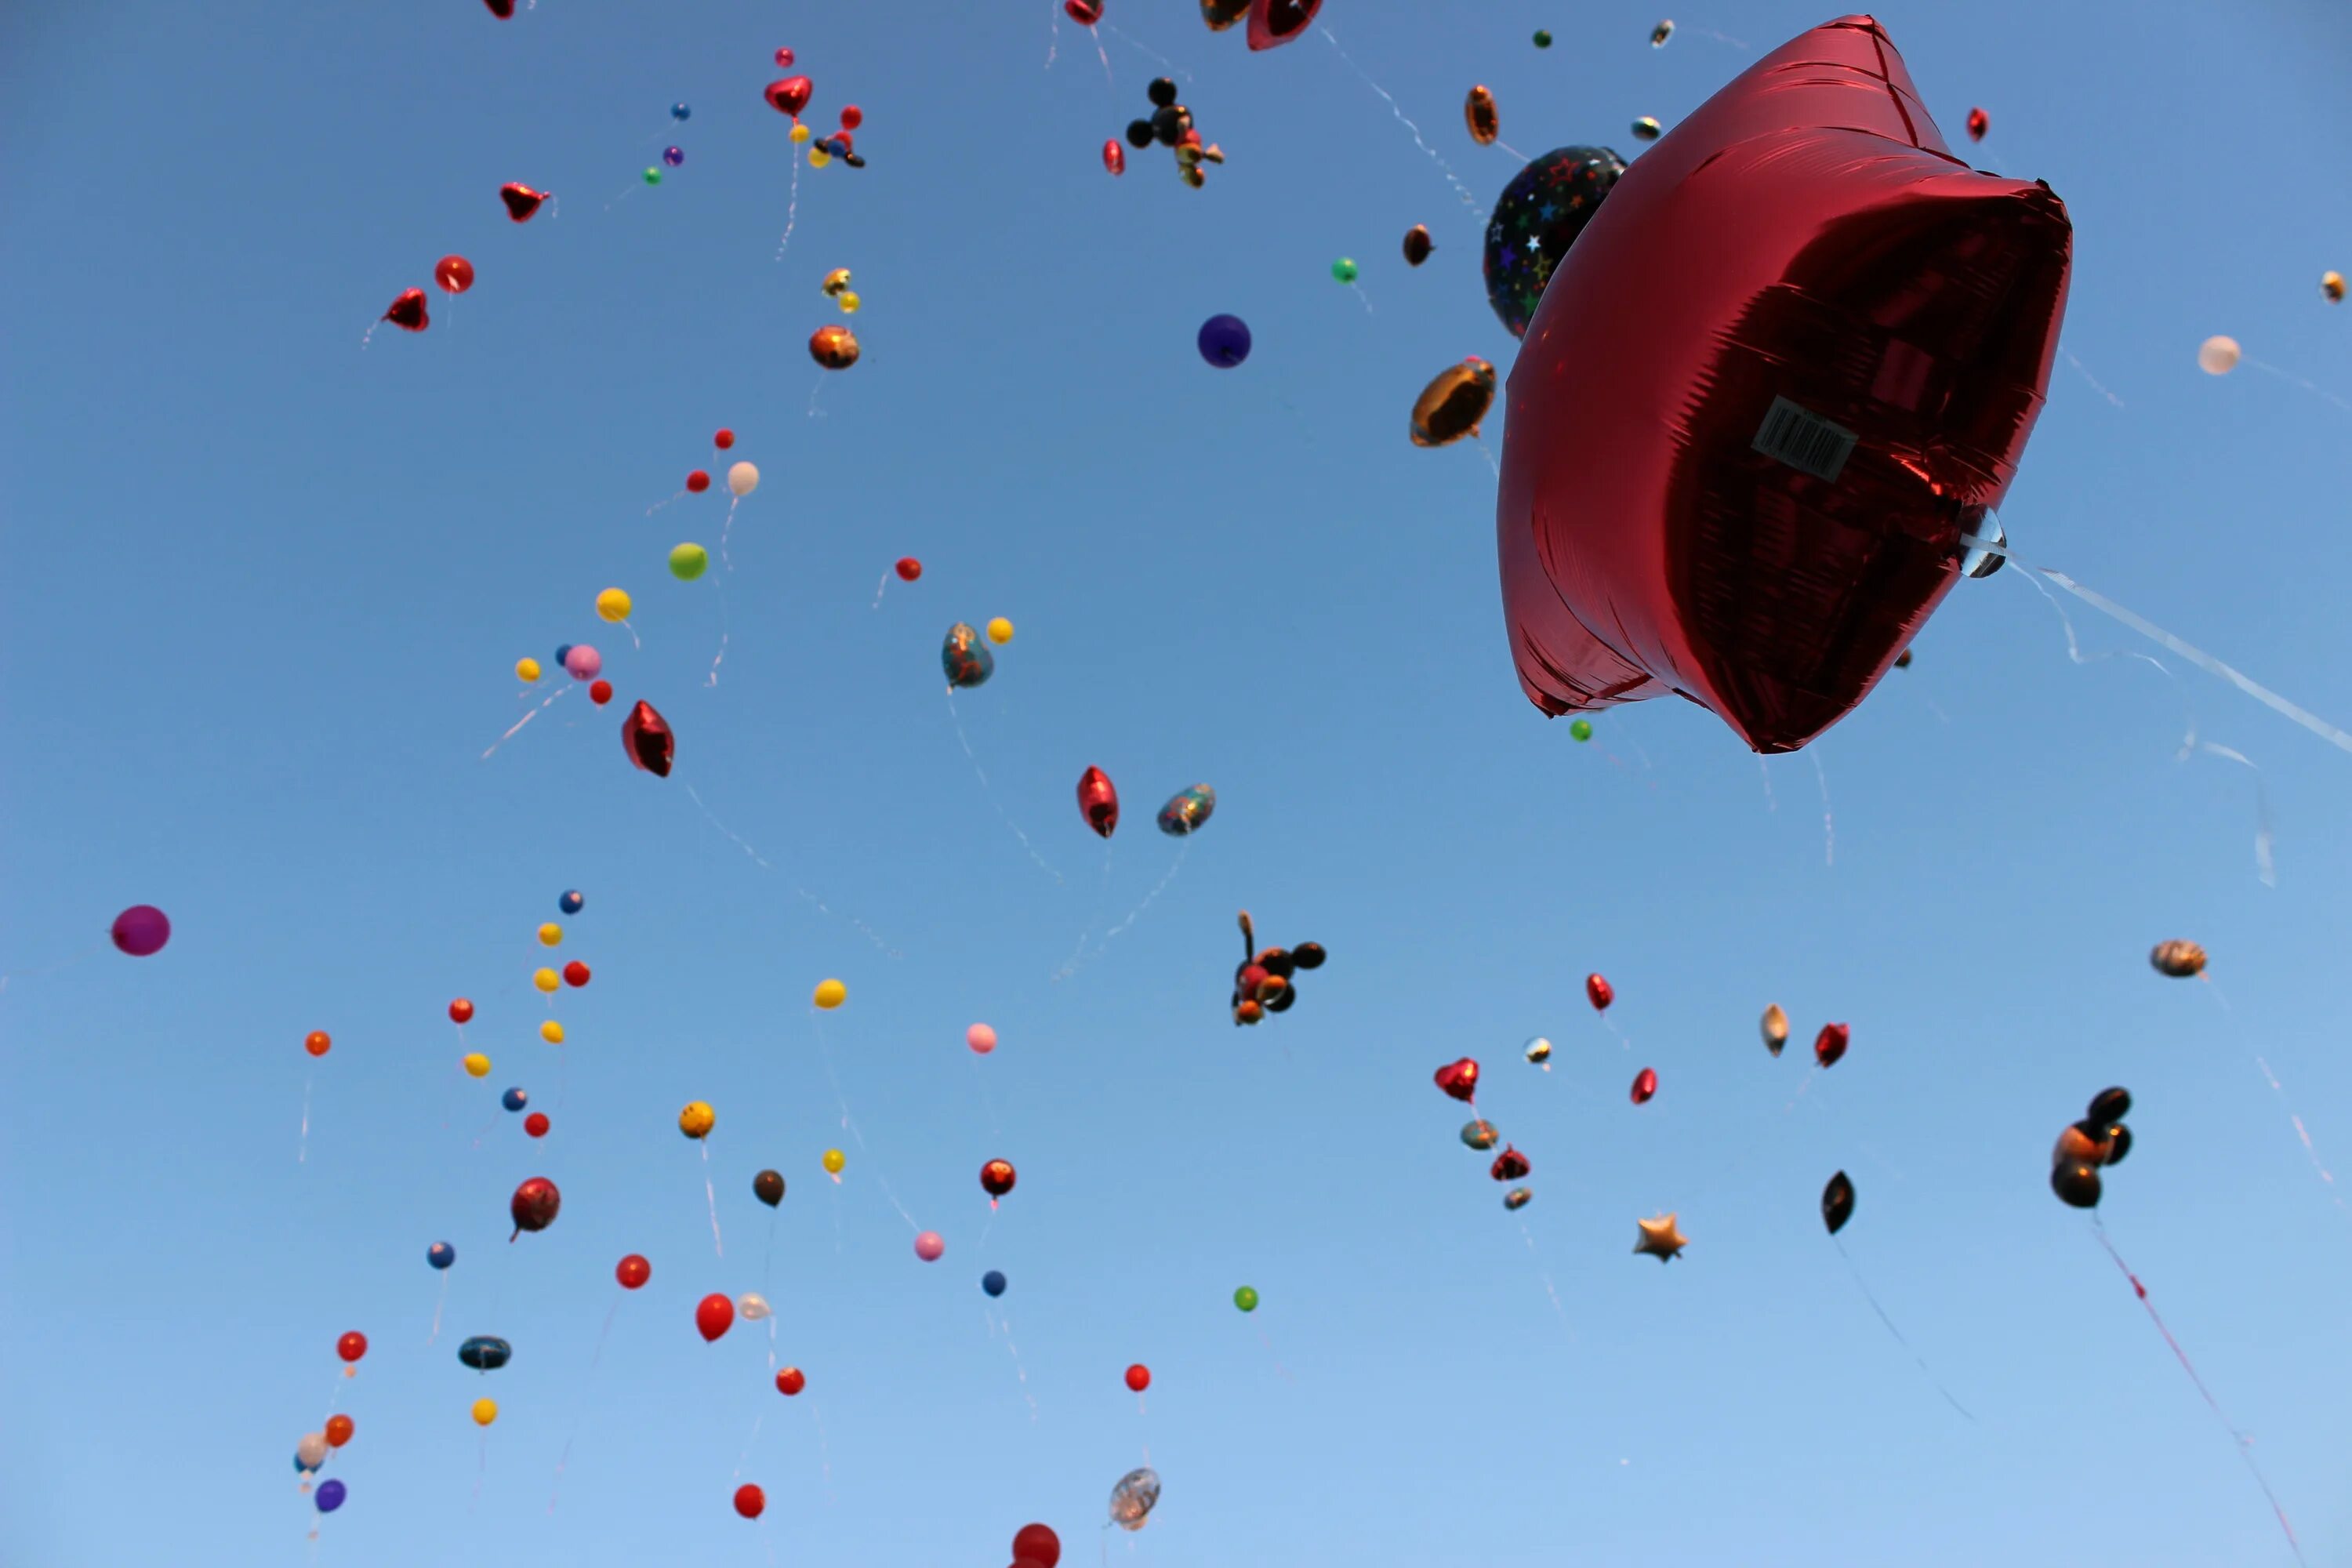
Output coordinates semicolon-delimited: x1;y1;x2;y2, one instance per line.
499;183;549;222
1434;1057;1479;1104
1814;1022;1851;1069
1496;16;2071;753
1076;766;1120;838
509;1177;560;1239
382;289;429;332
1247;0;1320;50
622;700;674;777
764;77;813;118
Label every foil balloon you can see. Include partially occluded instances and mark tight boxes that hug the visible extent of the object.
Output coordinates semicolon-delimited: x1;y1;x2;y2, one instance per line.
499;183;549;222
1109;1466;1161;1530
1156;784;1215;836
1965;107;1989;142
942;623;994;688
1495;17;2071;753
1076;766;1120;837
1482;146;1627;340
382;289;429;332
1821;1170;1855;1234
1631;1067;1657;1104
2150;940;2207;978
1103;139;1126;176
1461;1119;1499;1149
1245;0;1318;49
1489;1145;1531;1181
809;324;860;369
622;700;674;777
1410;358;1497;448
1503;1186;1532;1210
765;77;813;118
457;1336;512;1372
1434;1057;1479;1103
509;1176;560;1239
1761;1004;1789;1056
1464;85;1500;146
1813;1022;1850;1068
1402;223;1434;267
1585;973;1614;1011
1202;0;1247;31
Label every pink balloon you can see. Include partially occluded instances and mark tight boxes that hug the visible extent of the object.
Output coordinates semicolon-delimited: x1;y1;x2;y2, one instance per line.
913;1231;945;1261
563;645;603;681
966;1023;997;1054
111;904;171;956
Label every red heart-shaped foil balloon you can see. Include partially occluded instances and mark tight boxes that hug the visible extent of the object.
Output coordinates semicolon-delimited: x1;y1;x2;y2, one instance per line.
764;76;813;118
499;182;548;222
383;289;429;332
1247;0;1320;49
483;0;515;16
1434;1058;1479;1103
1813;1022;1850;1069
622;700;674;778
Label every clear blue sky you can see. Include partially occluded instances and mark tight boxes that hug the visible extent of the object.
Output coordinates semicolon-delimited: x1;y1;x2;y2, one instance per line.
5;2;2352;1564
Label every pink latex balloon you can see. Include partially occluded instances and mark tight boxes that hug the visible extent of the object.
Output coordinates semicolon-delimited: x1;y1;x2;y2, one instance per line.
563;644;602;681
913;1231;945;1261
967;1023;998;1054
774;46;795;68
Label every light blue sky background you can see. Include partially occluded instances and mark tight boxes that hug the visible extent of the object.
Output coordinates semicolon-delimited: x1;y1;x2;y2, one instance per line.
5;3;2351;1565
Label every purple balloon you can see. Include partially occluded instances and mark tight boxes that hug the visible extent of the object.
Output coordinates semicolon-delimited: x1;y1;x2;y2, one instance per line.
1196;314;1251;368
111;904;171;957
314;1479;347;1513
562;644;602;681
662;145;685;167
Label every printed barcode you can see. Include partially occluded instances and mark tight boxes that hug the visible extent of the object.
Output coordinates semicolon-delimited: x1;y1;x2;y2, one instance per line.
1751;396;1857;483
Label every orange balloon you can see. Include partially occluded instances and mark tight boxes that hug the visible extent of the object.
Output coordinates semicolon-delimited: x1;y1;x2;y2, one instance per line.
305;1030;332;1058
325;1415;354;1448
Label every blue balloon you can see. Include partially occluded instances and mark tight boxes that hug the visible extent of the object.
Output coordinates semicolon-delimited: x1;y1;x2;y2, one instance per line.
427;1241;456;1271
293;1452;318;1475
662;146;684;168
554;644;574;670
458;1335;513;1372
671;102;691;122
502;1087;528;1113
981;1269;1007;1298
559;889;585;915
315;1479;347;1513
1197;314;1251;368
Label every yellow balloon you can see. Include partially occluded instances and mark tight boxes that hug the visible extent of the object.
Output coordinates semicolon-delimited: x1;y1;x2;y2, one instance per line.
986;617;1014;645
789;122;811;143
537;923;562;948
838;292;861;314
596;587;633;622
533;967;561;993
822;1148;846;1175
540;1019;564;1044
463;1052;492;1079
808;147;832;169
517;658;543;683
680;1101;716;1139
812;978;847;1010
471;1398;498;1427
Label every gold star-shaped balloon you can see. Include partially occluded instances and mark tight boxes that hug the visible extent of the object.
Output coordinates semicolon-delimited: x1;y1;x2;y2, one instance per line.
1633;1212;1687;1262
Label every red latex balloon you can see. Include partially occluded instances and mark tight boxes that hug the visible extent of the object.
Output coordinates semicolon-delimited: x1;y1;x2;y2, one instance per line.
1814;1022;1850;1069
696;1293;735;1342
1076;766;1120;838
980;1159;1018;1199
713;428;735;450
499;183;549;222
1102;139;1126;176
1585;973;1614;1011
434;255;475;295
775;1367;806;1396
1965;106;1990;143
524;1112;550;1138
336;1331;368;1363
305;1030;332;1058
448;998;474;1024
509;1176;560;1239
1495;16;2070;753
1247;0;1320;50
588;679;613;706
1065;0;1102;22
895;557;922;581
615;1253;652;1290
622;700;675;778
839;104;863;130
686;470;711;493
325;1414;354;1447
734;1484;765;1519
1013;1525;1063;1568
382;289;429;332
1124;1363;1151;1392
764;77;813;118
1631;1067;1658;1105
1434;1057;1479;1103
563;960;590;987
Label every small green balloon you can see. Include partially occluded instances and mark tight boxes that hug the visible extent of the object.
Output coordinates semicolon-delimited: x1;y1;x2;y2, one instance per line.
1533;28;1553;48
1233;1286;1258;1312
670;543;710;581
644;167;662;186
1570;718;1594;742
1330;257;1359;284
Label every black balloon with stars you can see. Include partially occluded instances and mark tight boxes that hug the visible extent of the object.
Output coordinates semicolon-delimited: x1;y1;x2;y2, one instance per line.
1482;145;1629;339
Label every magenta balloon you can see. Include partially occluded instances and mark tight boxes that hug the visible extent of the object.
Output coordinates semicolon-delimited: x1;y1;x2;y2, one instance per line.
111;905;171;956
563;644;603;681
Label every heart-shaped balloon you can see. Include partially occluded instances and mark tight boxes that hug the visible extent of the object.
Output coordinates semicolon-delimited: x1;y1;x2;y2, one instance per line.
1433;1058;1479;1103
499;183;547;222
764;76;813;118
382;288;429;332
1813;1022;1849;1069
483;0;515;15
1247;0;1320;49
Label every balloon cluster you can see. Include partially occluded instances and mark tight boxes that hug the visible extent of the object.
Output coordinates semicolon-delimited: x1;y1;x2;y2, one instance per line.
1432;1056;1534;1208
821;267;862;314
1197;0;1321;51
1229;910;1327;1025
1122;78;1225;190
292;1331;367;1512
764;51;865;169
2050;1087;2134;1209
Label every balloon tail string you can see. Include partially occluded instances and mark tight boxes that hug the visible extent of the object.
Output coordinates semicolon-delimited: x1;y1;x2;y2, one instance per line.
1473;435;1499;477
2089;1216;2304;1563
774;153;801;260
809;1401;836;1503
1493;137;1526;161
944;688;1065;884
870;572;889;610
2203;982;2346;1214
702;1140;724;1258
619;618;640;652
1094;843;1188;956
426;1274;449;1348
972;1054;1004;1136
684;782;774;870
1256;1323;1297;1383
1101;21;1189;81
1517;1218;1574;1340
299;1071;314;1164
1044;0;1058;69
2243;356;2352;417
1089;24;1114;89
807;369;827;420
1809;749;1835;867
818;1014;920;1233
729;1410;765;1483
986;1306;1042;1420
1351;281;1374;316
1319;26;1486;223
1053;842;1115;982
684;785;901;956
1758;755;1778;813
481;684;572;760
1600;1013;1631;1052
1832;1235;1973;1420
2060;347;2124;408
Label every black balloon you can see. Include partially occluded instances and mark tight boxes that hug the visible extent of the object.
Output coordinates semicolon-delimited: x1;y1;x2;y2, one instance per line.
2086;1087;2132;1125
1126;119;1156;148
1291;942;1327;971
753;1169;786;1207
2051;1161;2103;1209
2102;1124;2132;1166
1481;146;1628;339
1820;1171;1855;1235
1147;77;1178;108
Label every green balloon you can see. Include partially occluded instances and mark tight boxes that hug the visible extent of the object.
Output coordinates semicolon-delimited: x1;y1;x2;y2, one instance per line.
669;543;710;581
1569;718;1594;742
1233;1286;1258;1312
1330;257;1359;284
1533;28;1553;48
644;167;662;186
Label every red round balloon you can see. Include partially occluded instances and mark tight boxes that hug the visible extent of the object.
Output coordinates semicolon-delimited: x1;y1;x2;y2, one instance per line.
686;470;711;493
563;960;590;987
524;1112;550;1138
734;1484;765;1519
713;428;735;450
775;1367;806;1396
894;557;922;582
1123;1363;1150;1392
1012;1525;1062;1568
434;255;475;295
696;1293;735;1342
449;998;474;1024
336;1331;368;1363
588;679;612;706
305;1030;332;1058
509;1176;560;1239
615;1253;652;1290
1814;1022;1851;1069
839;104;862;130
980;1159;1017;1199
1632;1067;1658;1105
1585;973;1613;1011
1496;16;2069;753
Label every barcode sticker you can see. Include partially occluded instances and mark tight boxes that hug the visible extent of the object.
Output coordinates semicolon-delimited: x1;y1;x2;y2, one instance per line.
1751;395;1857;483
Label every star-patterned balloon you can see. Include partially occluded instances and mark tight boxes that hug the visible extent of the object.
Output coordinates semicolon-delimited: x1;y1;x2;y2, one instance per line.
1632;1212;1687;1262
1482;146;1628;339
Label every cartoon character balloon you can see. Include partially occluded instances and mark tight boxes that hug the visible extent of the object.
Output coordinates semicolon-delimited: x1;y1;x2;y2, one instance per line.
942;623;994;689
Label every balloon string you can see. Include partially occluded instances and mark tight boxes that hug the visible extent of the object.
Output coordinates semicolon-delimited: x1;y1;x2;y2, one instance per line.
481;684;572;760
984;1305;1042;1421
729;1411;766;1483
1100;21;1190;82
1094;842;1188;955
807;368;827;420
773;148;801;261
1472;435;1499;477
1052;842;1115;982
1757;755;1778;813
702;1140;724;1259
2089;1216;2304;1563
870;572;890;610
682;783;902;956
549;1296;626;1514
2243;356;2352;418
971;1053;1003;1136
1348;280;1375;316
1043;0;1058;69
2060;347;2125;408
0;938;103;997
1319;26;1486;225
1599;1012;1632;1052
470;1432;487;1514
1831;1235;1973;1420
298;1071;314;1164
808;1400;837;1503
618;617;641;652
944;689;1065;884
817;1013;921;1234
2201;981;2345;1214
1087;22;1113;89
427;1274;450;1348
1256;1323;1297;1384
1807;749;1835;867
1492;138;1526;162
1517;1218;1575;1341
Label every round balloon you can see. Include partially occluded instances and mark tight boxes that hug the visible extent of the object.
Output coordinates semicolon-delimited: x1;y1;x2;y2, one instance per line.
679;1101;715;1138
914;1231;945;1261
728;462;760;496
111;905;171;957
1197;314;1251;368
1482;146;1627;339
697;1293;735;1341
315;1479;347;1513
616;1253;652;1289
670;543;710;580
428;1241;456;1270
1233;1285;1259;1312
982;1269;1007;1297
812;978;847;1010
967;1022;998;1054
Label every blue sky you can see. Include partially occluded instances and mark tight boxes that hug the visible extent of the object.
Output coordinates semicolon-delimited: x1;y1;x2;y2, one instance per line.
5;2;2352;1564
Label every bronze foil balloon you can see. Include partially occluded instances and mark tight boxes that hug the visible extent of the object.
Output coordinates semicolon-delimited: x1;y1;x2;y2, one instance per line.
1410;358;1496;448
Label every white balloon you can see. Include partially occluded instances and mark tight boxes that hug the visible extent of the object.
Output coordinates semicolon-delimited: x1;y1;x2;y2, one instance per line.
727;461;760;497
296;1432;329;1469
2197;335;2241;376
737;1292;772;1321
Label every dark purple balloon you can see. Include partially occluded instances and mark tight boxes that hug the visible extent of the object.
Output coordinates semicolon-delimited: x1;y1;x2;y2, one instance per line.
1197;314;1251;368
662;145;684;167
111;904;171;956
314;1479;347;1513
